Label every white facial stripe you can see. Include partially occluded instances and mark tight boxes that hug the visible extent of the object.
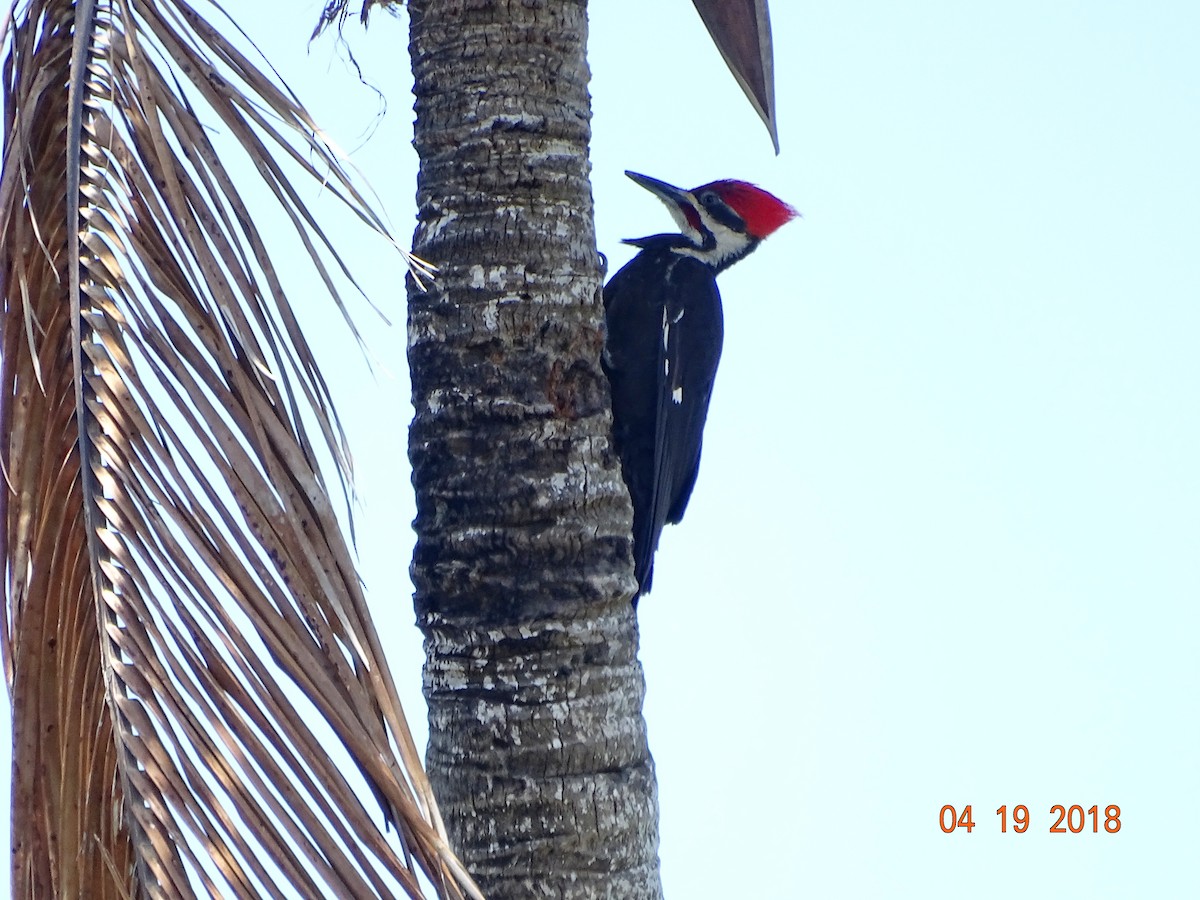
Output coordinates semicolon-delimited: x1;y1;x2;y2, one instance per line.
664;201;704;244
669;196;754;267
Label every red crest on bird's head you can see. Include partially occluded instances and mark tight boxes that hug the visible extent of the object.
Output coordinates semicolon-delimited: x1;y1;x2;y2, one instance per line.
695;180;798;240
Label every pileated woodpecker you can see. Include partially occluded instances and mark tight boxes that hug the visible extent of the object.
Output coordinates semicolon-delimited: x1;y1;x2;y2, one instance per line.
603;170;796;601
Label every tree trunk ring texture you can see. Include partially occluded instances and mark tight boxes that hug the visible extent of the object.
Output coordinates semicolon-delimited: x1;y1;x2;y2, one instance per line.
407;2;663;897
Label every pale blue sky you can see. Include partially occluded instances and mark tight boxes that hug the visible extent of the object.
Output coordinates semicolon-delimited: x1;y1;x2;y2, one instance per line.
5;2;1198;897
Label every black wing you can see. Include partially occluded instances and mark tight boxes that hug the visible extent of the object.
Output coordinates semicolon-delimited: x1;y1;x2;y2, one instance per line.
603;247;723;599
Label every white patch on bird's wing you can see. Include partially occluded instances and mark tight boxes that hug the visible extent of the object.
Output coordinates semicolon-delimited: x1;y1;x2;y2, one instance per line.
672;386;683;404
662;307;670;351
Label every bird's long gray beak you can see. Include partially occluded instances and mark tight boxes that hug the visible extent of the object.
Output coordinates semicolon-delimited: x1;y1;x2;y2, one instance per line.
625;170;691;208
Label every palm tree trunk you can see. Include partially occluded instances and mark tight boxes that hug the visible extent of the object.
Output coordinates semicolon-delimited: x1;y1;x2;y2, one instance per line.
407;1;663;896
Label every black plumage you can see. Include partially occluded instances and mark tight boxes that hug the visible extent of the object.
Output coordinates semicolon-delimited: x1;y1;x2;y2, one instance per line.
602;171;794;602
603;240;724;600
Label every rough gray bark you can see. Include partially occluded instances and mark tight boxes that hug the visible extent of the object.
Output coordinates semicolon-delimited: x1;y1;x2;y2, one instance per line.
407;1;663;896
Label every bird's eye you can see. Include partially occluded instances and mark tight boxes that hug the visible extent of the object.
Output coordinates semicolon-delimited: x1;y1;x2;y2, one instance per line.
700;191;720;207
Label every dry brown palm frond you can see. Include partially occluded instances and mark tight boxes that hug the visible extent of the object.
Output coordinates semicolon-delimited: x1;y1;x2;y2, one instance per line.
1;1;475;897
313;1;399;38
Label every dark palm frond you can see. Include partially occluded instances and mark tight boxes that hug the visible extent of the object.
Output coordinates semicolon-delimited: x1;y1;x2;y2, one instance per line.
2;1;473;897
691;0;779;153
